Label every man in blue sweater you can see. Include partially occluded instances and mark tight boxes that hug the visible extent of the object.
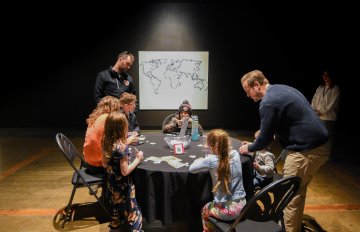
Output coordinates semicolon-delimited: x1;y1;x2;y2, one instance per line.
239;70;328;232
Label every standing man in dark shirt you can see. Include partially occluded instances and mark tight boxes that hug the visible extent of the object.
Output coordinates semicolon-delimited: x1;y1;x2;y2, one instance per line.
238;70;328;232
94;51;136;104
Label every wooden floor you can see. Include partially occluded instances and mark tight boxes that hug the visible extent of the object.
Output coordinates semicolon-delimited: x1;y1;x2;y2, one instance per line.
0;128;359;232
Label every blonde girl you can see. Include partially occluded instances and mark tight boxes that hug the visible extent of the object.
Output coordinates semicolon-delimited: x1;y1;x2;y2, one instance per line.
189;129;246;232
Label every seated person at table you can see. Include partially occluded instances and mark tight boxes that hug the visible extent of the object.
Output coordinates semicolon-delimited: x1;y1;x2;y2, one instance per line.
249;130;276;189
83;96;121;175
162;100;203;135
102;111;144;231
119;92;140;145
189;129;246;232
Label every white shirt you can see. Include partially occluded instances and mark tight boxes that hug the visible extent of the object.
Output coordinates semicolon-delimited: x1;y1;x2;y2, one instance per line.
311;84;340;121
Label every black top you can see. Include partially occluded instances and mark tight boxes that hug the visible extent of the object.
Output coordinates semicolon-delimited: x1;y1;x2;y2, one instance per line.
94;66;136;104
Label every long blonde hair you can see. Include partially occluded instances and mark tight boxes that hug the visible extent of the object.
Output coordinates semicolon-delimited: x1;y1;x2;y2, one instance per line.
207;129;231;194
102;112;128;165
86;96;121;127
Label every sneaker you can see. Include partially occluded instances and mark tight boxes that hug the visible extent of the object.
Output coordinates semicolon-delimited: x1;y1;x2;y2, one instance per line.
88;185;99;195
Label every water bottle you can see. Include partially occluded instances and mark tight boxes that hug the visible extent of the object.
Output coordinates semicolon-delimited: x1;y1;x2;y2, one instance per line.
191;115;199;141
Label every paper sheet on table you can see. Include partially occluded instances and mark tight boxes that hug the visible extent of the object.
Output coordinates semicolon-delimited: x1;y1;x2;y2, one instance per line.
167;160;188;169
145;156;164;162
161;156;182;162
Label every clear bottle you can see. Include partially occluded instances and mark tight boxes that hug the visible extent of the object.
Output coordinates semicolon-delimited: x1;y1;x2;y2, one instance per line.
191;115;199;141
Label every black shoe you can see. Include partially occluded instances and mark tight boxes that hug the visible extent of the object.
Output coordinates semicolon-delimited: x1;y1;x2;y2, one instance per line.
108;224;120;232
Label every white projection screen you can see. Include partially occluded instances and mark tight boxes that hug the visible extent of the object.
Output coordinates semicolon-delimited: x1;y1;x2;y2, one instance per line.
139;51;208;110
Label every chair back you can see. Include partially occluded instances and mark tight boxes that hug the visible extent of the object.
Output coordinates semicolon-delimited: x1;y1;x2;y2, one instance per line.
274;153;282;174
55;133;86;170
55;133;111;226
273;150;286;181
229;176;301;231
162;113;176;132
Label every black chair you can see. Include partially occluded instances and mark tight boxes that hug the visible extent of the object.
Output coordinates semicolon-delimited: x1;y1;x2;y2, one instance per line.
208;176;301;232
162;113;176;133
55;133;112;227
273;149;290;181
272;152;284;181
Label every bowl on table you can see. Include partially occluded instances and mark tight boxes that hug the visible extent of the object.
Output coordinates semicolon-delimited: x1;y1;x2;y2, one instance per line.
164;134;191;149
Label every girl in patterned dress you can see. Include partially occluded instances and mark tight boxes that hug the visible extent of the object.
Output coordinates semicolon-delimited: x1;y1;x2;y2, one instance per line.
102;111;144;231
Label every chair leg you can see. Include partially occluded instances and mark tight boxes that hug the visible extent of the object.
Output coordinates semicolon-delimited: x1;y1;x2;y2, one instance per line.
280;217;286;232
62;186;77;228
92;190;112;219
83;182;112;220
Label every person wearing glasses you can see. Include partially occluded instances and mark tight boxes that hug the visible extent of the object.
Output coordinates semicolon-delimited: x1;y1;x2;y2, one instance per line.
311;69;341;161
119;92;140;145
94;51;136;104
238;70;328;232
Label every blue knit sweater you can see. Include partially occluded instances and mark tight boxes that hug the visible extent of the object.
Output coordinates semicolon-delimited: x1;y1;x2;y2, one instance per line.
249;84;328;152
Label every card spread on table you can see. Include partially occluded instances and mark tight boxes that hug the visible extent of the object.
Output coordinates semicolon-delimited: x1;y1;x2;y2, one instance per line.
144;156;163;163
144;155;188;169
161;156;182;162
167;160;188;169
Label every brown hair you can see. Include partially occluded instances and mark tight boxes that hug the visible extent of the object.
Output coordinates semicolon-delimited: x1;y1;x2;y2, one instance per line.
102;112;128;165
119;92;137;107
207;129;231;194
241;70;269;87
86;96;121;127
118;51;134;63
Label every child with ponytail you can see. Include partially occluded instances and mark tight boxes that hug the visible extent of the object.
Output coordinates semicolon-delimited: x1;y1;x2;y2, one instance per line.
189;129;246;232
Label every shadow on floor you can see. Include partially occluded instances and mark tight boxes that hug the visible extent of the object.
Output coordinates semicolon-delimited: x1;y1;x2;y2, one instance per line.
303;214;327;232
53;202;109;231
53;202;182;232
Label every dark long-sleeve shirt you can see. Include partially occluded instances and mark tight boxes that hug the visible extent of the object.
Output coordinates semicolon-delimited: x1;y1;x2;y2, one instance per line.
249;84;328;152
128;112;140;134
94;67;136;104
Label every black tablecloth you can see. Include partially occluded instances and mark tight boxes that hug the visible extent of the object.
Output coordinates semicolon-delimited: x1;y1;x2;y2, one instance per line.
133;132;254;231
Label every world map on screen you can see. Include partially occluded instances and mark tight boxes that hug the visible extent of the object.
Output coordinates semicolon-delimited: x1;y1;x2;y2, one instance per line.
139;51;208;110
